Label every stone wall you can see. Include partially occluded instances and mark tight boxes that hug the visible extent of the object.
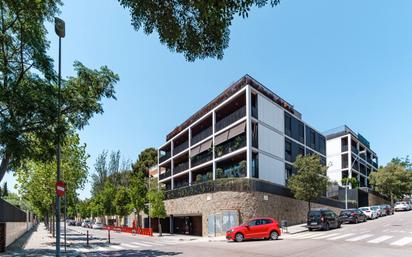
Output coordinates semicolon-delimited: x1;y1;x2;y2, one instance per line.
368;192;390;206
164;191;342;237
5;222;31;247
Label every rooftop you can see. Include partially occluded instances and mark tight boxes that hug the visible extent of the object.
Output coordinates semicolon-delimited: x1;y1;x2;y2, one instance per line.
324;125;373;150
166;75;301;141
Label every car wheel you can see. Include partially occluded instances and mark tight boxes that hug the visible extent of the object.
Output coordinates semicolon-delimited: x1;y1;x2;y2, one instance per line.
337;222;341;228
324;223;330;231
308;228;313;231
269;231;279;240
354;218;358;224
235;233;244;242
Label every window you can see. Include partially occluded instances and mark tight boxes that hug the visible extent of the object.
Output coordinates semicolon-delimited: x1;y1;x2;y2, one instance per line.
251;93;258;119
285;113;304;143
342;170;348;179
261;219;272;225
285;139;292;162
252;153;259;178
248;220;260;226
285;113;292;135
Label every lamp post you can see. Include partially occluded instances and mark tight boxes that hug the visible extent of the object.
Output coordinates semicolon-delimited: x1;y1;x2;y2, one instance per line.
54;17;65;257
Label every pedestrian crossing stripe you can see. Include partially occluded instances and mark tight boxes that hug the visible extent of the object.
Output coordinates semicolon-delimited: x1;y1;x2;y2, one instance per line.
311;233;340;239
390;237;412;246
368;235;394;244
121;243;137;248
109;245;124;249
346;234;374;242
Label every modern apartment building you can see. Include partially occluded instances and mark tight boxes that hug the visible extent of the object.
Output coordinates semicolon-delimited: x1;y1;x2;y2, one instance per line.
158;75;326;191
153;75;335;237
325;125;378;188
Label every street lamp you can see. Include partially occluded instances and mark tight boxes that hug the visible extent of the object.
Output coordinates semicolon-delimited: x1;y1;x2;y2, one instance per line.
54;16;65;257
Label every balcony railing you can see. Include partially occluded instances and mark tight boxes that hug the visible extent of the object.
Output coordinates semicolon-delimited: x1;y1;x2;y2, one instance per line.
173;141;188;155
191;151;213;168
159;170;171;180
173;161;189;174
373;162;378;169
191;126;212;146
159;152;171;163
341;145;348;152
216;163;247;179
215;134;246;158
215;106;246;132
174;180;189;189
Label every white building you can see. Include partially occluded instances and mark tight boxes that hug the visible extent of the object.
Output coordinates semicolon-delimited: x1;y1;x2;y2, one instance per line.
157;75;326;190
325;125;378;188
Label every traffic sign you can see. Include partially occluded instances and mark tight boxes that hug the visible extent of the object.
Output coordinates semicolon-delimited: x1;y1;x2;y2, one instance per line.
56;181;65;197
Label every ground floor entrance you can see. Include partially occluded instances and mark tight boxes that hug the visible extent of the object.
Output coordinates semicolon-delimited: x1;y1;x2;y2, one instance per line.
151;215;202;236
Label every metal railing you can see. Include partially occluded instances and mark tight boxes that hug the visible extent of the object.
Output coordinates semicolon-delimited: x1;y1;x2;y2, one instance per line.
159;170;171;180
215;134;246;158
215;106;246;132
173;161;189;174
191;126;212;146
191;151;213;168
173;141;188;155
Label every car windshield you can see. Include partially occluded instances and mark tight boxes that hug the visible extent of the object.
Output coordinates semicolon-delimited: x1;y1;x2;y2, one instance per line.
359;207;368;211
308;211;321;218
371;207;378;210
340;210;353;215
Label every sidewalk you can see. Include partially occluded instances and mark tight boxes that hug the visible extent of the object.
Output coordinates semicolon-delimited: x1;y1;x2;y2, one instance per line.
281;223;308;235
2;224;85;257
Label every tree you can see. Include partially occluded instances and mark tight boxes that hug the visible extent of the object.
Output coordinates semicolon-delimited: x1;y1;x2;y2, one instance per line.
2;182;8;197
113;186;132;226
147;188;166;236
0;1;119;183
14;133;89;219
118;0;281;61
288;155;329;210
341;177;360;189
132;148;157;176
369;162;412;204
128;171;148;227
391;156;412;171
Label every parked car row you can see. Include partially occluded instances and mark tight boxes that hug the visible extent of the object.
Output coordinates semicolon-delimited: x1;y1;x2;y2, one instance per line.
394;201;412;211
66;219;104;229
307;204;395;232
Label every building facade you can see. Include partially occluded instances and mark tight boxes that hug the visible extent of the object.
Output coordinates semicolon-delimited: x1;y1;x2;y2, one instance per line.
154;75;333;236
325;125;378;188
158;75;326;191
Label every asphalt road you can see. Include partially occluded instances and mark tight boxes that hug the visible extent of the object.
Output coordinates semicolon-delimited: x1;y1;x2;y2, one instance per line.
61;210;412;257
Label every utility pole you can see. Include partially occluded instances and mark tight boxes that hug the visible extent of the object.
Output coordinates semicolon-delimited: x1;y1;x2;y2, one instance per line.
54;17;65;257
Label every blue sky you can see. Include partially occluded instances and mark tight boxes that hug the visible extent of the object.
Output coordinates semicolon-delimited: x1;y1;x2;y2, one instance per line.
4;0;412;199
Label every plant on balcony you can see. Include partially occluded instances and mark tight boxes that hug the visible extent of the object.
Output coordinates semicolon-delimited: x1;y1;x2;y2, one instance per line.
215;145;224;157
206;171;213;181
216;168;224;178
195;174;203;183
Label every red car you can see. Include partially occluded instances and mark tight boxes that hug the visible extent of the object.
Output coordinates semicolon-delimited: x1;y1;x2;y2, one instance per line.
226;217;281;242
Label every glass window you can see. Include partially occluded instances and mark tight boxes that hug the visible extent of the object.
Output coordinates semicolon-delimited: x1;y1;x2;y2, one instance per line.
285;113;292;136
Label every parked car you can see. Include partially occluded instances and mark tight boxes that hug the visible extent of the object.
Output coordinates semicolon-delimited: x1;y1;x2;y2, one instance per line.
339;209;367;224
75;221;82;226
226;217;281;242
370;206;382;217
394;202;411;211
82;220;91;228
307;209;341;231
380;204;394;215
92;222;103;229
359;207;378;219
67;220;76;226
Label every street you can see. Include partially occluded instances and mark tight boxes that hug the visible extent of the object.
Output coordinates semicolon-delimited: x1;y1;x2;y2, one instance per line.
4;211;412;257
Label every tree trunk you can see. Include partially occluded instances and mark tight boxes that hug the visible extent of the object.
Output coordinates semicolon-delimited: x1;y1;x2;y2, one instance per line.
0;153;11;183
308;201;311;211
158;219;162;237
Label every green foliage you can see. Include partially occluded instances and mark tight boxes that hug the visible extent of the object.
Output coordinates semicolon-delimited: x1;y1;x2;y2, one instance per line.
113;186;132;217
369;161;412;204
391;156;412;171
14;133;88;218
128;171;148;215
288;155;329;210
341;177;360;188
118;0;281;61
3;191;32;210
132;147;157;176
0;0;119;183
147;189;166;219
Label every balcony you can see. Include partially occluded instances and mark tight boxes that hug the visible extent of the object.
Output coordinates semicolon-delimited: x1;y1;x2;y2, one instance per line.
191;150;213;168
252;106;258;119
159;170;171;180
216;162;247;179
173;161;189;174
373;161;378;169
174;141;188;156
341;145;348;152
174;180;189;189
351;147;358;155
191;126;212;146
159;152;171;163
215;106;246;132
215;134;246;158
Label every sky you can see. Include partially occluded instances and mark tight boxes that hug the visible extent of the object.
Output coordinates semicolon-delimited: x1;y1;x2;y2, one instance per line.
4;0;412;199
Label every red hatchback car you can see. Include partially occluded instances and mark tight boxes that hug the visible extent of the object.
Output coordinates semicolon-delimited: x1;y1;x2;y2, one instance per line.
226;217;281;242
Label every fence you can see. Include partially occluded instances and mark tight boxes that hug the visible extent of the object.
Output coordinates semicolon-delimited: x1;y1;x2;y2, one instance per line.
104;226;153;236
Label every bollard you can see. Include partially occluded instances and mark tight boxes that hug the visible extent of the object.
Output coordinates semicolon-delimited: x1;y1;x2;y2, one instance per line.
108;229;111;244
87;230;89;246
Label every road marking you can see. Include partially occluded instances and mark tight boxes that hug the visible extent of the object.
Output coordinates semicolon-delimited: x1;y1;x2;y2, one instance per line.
368;235;394;244
311;233;340;239
96;246;109;251
346;234;374;242
131;242;155;247
295;233;324;239
327;233;355;240
121;243;137;248
390;237;412;246
109;245;123;250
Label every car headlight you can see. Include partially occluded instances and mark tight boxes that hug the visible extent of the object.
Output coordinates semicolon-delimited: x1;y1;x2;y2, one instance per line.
227;229;234;233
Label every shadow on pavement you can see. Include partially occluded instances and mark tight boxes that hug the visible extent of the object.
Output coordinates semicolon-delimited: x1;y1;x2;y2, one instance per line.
87;249;183;257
